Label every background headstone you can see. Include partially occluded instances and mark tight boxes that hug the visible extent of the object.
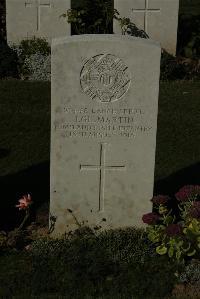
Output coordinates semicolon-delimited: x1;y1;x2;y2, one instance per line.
0;0;6;40
50;35;161;236
6;0;71;44
114;0;179;55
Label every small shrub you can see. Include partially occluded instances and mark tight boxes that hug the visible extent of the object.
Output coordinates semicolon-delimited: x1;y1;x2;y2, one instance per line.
179;259;200;284
22;54;51;81
62;0;147;39
62;0;114;34
160;50;187;80
98;227;156;264
161;50;200;80
143;186;200;263
177;14;200;59
14;37;50;60
12;37;51;81
30;227;179;298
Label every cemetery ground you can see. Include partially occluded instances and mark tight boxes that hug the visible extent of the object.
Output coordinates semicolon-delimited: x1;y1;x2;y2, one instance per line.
0;79;200;298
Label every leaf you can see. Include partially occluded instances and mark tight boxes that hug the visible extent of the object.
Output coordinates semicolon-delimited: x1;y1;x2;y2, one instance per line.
187;249;196;257
156;245;167;255
176;250;181;261
168;246;174;258
182;243;191;252
164;215;174;225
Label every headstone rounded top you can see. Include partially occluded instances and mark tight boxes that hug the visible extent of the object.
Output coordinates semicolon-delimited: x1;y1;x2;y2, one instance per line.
52;34;161;49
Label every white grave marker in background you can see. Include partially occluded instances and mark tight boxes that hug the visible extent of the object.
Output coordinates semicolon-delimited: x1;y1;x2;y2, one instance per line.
6;0;71;44
114;0;179;55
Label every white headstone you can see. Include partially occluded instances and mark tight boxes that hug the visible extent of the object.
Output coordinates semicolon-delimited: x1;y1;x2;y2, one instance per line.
50;35;161;236
6;0;71;44
114;0;179;55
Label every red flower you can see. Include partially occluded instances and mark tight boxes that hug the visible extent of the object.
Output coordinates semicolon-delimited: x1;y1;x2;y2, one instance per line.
189;201;200;219
16;194;32;210
151;195;170;205
142;212;160;225
175;185;200;202
165;224;182;237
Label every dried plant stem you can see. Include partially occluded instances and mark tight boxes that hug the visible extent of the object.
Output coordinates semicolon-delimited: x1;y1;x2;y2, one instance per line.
18;210;29;230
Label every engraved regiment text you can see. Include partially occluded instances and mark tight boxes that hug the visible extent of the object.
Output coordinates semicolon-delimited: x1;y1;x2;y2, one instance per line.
55;107;152;139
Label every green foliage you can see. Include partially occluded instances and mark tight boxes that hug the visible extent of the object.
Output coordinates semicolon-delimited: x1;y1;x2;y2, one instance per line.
0;226;182;297
114;13;148;38
178;14;200;59
61;0;114;34
14;37;50;59
143;186;200;263
179;259;200;284
98;227;156;264
12;37;50;80
61;0;147;38
29;227;178;298
0;229;32;252
160;50;187;80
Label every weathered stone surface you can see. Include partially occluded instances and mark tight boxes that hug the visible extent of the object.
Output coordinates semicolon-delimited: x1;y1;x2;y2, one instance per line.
50;35;161;236
6;0;70;44
114;0;179;55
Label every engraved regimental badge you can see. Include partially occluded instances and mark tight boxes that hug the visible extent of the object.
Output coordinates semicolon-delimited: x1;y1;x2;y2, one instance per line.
80;54;131;103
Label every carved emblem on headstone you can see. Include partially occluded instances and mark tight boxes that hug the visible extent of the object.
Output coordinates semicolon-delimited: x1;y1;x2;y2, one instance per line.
80;54;131;103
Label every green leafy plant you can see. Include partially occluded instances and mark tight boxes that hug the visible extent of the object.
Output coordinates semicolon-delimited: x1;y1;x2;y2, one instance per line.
60;0;147;38
177;14;200;59
13;37;50;60
114;12;148;38
12;37;50;79
142;186;200;263
61;0;114;34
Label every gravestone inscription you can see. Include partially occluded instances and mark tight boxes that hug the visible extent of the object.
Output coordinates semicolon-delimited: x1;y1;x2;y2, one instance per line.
114;0;179;55
6;0;71;44
50;35;161;236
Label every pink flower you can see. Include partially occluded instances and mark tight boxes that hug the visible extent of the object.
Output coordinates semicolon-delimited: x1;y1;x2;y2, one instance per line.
151;195;170;205
189;201;200;219
142;212;160;225
165;224;182;237
25;244;32;251
175;185;200;202
16;194;32;210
